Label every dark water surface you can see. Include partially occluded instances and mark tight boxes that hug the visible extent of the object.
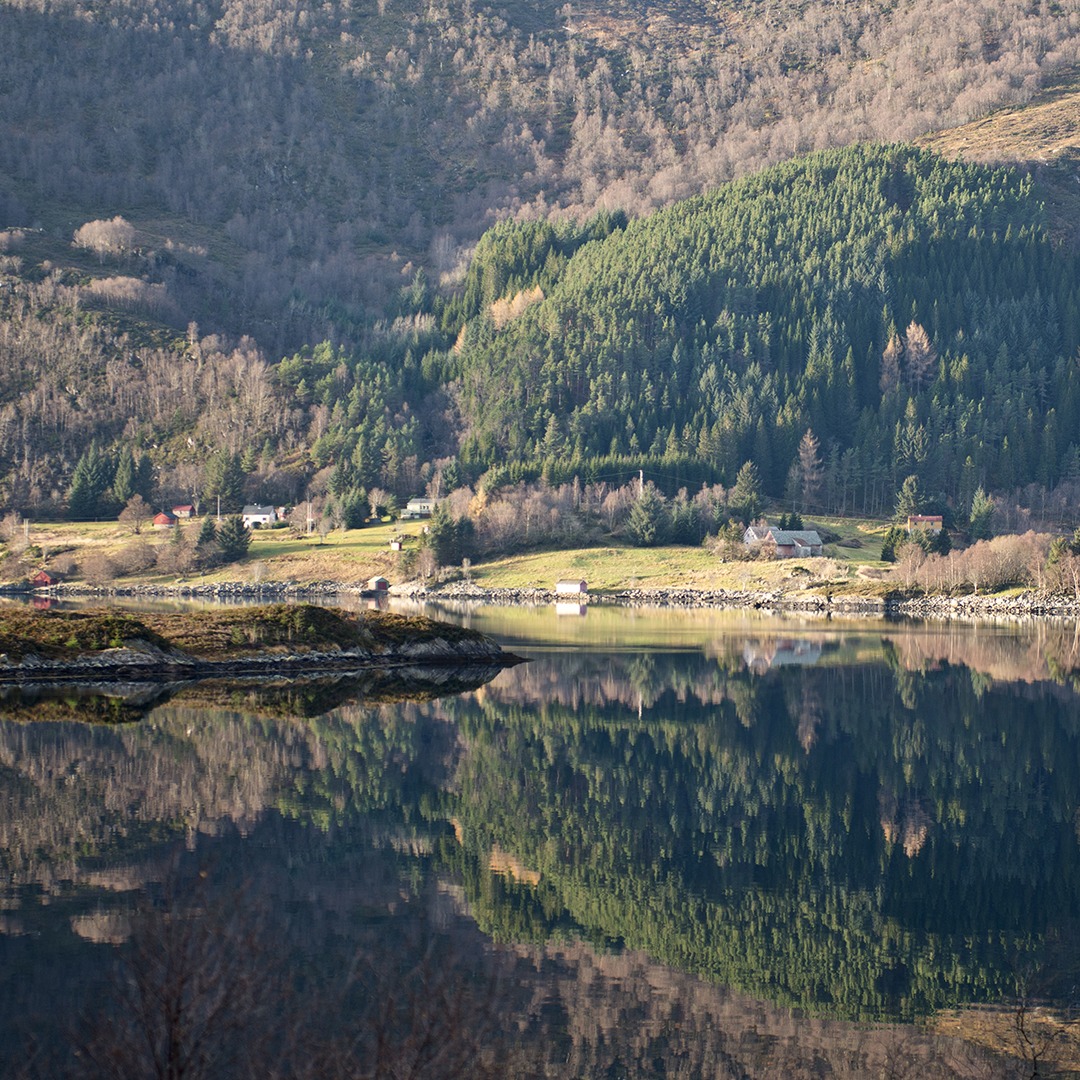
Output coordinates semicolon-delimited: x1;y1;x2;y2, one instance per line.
3;603;1080;1077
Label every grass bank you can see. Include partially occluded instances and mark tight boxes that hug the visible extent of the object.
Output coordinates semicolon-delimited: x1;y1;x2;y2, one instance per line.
6;515;893;596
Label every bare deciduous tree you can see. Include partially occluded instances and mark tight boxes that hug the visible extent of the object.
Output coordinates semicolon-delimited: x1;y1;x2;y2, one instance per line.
72;217;137;261
118;494;151;534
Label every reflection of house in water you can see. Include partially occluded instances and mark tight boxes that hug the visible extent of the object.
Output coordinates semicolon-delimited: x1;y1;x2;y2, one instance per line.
742;638;823;673
555;602;588;617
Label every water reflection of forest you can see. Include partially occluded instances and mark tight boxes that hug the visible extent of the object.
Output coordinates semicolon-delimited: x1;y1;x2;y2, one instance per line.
5;632;1080;1074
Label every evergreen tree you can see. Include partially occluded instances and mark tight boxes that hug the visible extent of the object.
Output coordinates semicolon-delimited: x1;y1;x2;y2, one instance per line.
216;515;251;563
626;484;667;546
426;504;473;567
195;514;218;566
204;452;245;514
135;453;155;502
442;459;462;493
880;525;905;562
894;475;922;522
958;456;978;520
68;444;115;521
112;447;137;506
969;486;995;540
730;461;762;524
339;487;368;530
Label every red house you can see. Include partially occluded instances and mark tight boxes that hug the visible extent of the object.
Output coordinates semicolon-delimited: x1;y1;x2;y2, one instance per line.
172;504;195;519
906;515;943;533
153;511;178;529
30;569;59;587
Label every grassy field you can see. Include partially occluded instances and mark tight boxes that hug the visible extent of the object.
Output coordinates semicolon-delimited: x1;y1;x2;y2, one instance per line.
7;514;894;594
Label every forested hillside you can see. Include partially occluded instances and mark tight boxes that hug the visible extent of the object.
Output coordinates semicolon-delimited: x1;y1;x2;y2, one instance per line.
4;0;1080;526
450;144;1080;521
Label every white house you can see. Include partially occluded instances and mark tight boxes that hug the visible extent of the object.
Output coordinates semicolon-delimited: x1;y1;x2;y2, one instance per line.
402;496;436;519
241;504;277;528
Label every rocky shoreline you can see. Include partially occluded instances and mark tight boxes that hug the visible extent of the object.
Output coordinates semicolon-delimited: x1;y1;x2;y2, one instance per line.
402;580;1080;622
16;578;1080;623
0;636;517;684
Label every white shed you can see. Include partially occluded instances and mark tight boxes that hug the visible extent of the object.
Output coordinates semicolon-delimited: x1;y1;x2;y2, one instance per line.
555;579;588;595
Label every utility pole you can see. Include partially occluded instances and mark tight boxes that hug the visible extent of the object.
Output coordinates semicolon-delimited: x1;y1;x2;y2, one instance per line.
639;469;644;499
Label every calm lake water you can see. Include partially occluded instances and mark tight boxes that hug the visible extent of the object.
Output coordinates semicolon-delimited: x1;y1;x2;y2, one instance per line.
3;603;1080;1077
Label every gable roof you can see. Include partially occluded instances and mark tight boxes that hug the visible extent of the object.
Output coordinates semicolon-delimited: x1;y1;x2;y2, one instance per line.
745;525;822;547
777;529;823;548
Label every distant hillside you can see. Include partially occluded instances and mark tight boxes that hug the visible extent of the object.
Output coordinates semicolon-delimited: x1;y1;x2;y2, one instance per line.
3;0;1080;351
5;141;1080;531
7;0;1080;529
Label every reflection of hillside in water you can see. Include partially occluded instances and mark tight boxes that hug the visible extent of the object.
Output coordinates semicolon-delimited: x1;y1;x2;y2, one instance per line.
477;622;1080;715
885;620;1080;684
7;624;1080;1070
0;664;507;725
0;697;462;892
508;939;1018;1079
452;651;1080;1021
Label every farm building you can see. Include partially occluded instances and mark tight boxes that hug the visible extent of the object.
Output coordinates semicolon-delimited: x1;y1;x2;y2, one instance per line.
906;515;943;533
743;524;823;558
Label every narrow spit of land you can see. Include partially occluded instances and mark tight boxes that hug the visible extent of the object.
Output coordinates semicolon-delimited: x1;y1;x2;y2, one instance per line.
0;603;522;682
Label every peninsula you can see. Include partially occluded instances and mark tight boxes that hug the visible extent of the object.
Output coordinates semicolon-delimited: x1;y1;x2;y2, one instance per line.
0;604;522;683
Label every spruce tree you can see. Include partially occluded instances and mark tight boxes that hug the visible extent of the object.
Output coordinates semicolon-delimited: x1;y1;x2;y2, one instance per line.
68;444;115;521
730;461;762;524
196;515;218;566
204;452;245;514
112;447;136;506
880;525;905;562
969;486;995;540
894;475;922;522
626;484;667;546
216;515;251;563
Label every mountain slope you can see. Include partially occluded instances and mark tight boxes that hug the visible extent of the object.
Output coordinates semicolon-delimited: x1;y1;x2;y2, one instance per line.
917;69;1080;247
3;0;1080;351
